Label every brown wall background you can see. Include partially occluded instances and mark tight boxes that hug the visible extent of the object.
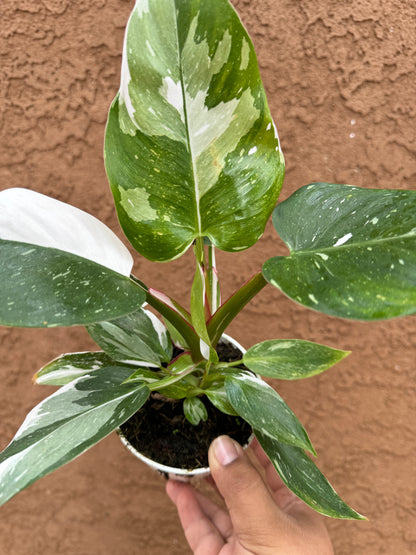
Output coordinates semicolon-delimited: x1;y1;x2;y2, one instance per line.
0;0;415;553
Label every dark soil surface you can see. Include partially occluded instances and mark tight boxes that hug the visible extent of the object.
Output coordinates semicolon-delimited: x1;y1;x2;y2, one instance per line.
119;339;252;469
120;393;252;469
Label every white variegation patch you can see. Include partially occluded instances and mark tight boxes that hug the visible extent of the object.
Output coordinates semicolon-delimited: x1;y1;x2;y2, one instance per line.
118;3;263;234
0;188;133;276
135;0;150;18
118;187;158;222
146;310;171;353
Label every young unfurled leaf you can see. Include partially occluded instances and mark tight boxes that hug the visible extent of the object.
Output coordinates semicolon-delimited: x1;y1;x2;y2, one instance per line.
243;339;349;380
34;351;134;386
87;308;172;366
225;371;315;455
0;367;149;506
264;183;416;320
105;0;284;262
255;429;366;520
183;397;208;426
0;188;145;327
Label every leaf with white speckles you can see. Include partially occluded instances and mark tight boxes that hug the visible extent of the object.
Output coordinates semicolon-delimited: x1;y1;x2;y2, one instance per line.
255;430;366;520
0;241;145;327
0;367;149;506
87;308;172;366
225;371;315;454
263;183;416;319
105;0;284;261
0;188;146;327
243;339;349;380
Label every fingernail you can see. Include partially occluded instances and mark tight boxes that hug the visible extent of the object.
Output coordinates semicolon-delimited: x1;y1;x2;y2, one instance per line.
213;435;239;466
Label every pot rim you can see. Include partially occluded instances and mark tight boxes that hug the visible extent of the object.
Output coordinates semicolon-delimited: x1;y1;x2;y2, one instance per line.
117;333;249;480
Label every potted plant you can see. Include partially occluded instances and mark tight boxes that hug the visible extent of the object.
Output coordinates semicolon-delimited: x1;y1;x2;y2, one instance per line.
0;0;414;521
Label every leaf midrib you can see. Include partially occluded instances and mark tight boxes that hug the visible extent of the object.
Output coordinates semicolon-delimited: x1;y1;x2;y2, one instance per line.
173;0;202;237
286;229;415;257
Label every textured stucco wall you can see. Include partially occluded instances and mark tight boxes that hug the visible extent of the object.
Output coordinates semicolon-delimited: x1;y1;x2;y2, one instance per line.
0;1;415;553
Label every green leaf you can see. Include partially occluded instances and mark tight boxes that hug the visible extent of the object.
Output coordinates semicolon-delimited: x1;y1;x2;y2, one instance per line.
157;378;193;400
87;308;172;366
264;183;416;320
183;397;208;426
255;430;366;520
122;366;165;385
168;353;196;374
104;0;284;262
205;385;238;416
243;339;349;380
123;367;194;399
225;372;315;454
0;367;149;506
0;241;145;328
163;318;189;349
34;351;135;386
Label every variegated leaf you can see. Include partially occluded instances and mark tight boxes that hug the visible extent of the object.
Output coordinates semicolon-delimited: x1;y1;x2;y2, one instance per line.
87;308;172;366
0;188;133;275
255;430;365;520
183;397;208;425
34;351;130;386
243;339;349;380
225;371;316;455
0;367;150;506
0;188;145;327
205;385;238;416
264;183;416;320
105;0;284;261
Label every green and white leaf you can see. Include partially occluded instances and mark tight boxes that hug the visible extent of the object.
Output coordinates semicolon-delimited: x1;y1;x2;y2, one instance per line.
157;378;194;399
0;367;149;506
105;0;284;262
163;318;189;349
225;371;315;454
168;353;196;374
34;351;135;386
0;188;145;327
183;396;208;426
264;183;416;320
205;385;238;416
243;339;349;380
124;354;198;399
87;308;172;367
255;430;366;520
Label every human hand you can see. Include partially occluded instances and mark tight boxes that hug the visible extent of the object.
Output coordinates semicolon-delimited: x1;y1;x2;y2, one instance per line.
166;435;334;555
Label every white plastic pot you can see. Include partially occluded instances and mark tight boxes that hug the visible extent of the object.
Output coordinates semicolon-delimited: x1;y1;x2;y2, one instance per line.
118;334;250;481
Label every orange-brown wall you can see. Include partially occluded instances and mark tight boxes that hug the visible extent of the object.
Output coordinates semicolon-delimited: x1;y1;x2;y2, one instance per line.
0;1;415;553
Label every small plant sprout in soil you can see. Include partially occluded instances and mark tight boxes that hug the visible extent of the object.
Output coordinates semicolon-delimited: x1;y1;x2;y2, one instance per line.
0;0;415;520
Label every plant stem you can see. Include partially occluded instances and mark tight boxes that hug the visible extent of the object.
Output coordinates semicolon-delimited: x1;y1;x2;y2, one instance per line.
130;275;202;360
206;244;220;314
207;272;268;346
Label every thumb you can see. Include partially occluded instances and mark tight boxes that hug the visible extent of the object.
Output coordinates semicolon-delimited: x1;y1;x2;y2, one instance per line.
208;435;292;545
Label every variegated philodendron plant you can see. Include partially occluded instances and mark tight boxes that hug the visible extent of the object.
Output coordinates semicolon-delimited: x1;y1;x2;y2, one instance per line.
0;0;415;519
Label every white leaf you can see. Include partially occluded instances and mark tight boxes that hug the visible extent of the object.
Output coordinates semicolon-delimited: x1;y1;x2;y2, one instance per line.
0;188;133;276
